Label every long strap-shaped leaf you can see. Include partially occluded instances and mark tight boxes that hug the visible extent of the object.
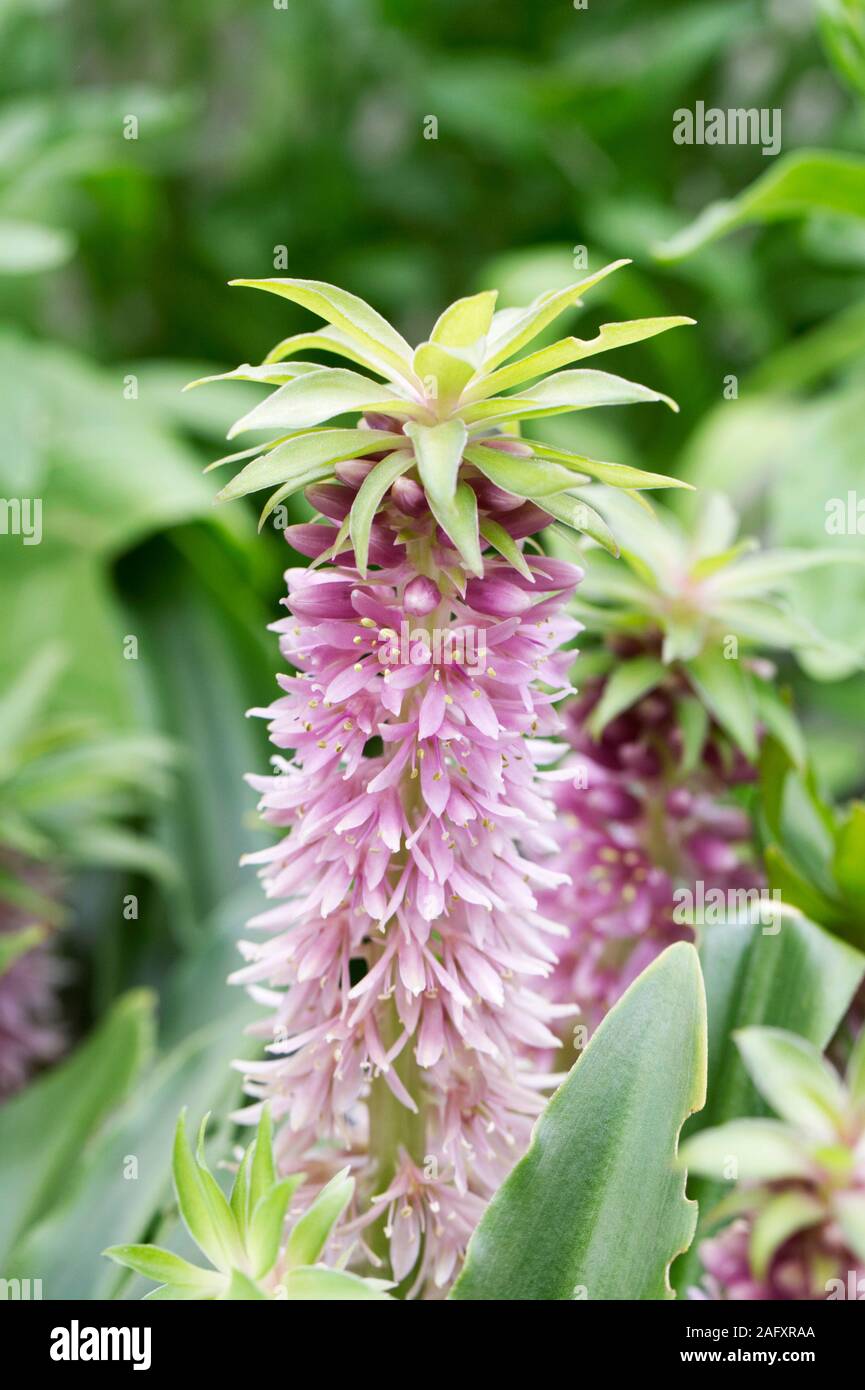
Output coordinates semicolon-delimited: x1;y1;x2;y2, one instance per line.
451;943;707;1301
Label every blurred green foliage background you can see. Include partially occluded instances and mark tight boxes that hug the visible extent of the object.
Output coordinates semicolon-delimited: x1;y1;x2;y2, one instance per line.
1;0;864;1297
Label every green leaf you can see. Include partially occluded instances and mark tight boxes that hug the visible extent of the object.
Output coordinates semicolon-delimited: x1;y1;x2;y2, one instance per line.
655;151;865;262
544;495;618;555
753;684;807;771
466;444;581;497
588;656;666;738
0;989;155;1264
229;1143;253;1245
222;1269;268;1300
406;419;467;507
479;516;533;579
470;317;694;397
226;368;418;439
688;646;757;760
749;1192;824;1280
405;420;484;573
282;1266;393;1300
482;260;630;370
680;1118;813;1182
171;1111;232;1274
248;1176;304;1280
103;1244;222;1292
285;1168;354;1269
186;361;325;389
451;943;707;1301
217;429;403;501
350;450;413;576
143;1284;209;1301
461;368;677;427
7;985;259;1300
709;547;865;600
439;485;483;576
256;469;335;530
678;696;709;773
764;846;844;935
412;341;478;403
735;1027;848;1141
264;325;395;378
430;290;498;348
248;1106;276;1215
229;278;415;380
525;441;691;491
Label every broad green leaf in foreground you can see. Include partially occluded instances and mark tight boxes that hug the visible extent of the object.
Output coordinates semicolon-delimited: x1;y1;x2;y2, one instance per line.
451;943;707;1301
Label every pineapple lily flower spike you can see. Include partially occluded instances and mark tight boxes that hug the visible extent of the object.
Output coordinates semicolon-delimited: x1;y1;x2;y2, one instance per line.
191;266;695;1295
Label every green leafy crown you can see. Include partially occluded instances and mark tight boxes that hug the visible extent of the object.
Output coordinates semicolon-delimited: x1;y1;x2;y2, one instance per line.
189;262;695;574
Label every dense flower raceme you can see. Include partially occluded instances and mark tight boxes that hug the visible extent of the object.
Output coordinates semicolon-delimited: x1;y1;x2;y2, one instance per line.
0;876;66;1100
541;668;761;1035
681;1028;865;1301
231;522;582;1288
201;268;696;1291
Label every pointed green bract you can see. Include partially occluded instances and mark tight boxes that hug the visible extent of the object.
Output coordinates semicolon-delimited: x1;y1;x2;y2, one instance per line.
679;1118;814;1182
588;656;667;737
172;1112;232;1273
479;516;533;580
543;493;619;555
264;325;395;378
230;277;415;377
481;260;631;369
735;1028;849;1140
102;1244;222;1292
460;368;677;427
249;1176;304;1279
468;316;695;398
285;1168;354;1269
350;450;414;576
688;646;758;761
406;419;468;507
527;441;693;491
749;1192;823;1280
227;367;422;439
430;289;498;348
465;444;582;497
217;429;404;502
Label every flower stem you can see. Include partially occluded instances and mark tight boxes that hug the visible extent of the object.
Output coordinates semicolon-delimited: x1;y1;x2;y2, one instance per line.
366;997;426;1264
